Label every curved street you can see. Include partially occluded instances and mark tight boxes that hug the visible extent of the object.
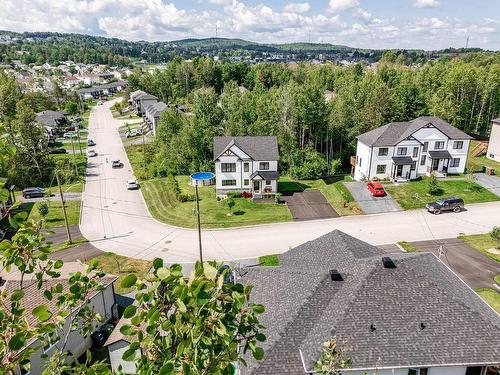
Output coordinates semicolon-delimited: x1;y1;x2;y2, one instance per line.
79;100;500;263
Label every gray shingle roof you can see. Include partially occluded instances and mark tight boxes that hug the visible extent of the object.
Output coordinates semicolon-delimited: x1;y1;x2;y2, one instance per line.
213;136;279;161
238;230;500;375
249;171;280;180
35;110;66;127
146;101;168;117
357;116;473;147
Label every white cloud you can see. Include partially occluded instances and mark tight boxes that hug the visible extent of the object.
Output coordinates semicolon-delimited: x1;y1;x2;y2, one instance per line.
283;2;310;14
413;0;440;8
328;0;359;12
355;8;372;22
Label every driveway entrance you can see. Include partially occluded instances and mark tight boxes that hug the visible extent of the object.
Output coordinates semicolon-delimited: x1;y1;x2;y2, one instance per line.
281;190;338;221
474;173;500;197
343;182;402;214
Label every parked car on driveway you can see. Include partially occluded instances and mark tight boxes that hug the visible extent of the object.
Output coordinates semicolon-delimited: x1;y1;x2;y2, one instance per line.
125;129;142;138
63;132;76;138
426;197;464;214
87;150;97;157
48;148;67;154
126;179;139;190
22;187;45;199
367;182;386;197
87;139;96;146
112;160;123;168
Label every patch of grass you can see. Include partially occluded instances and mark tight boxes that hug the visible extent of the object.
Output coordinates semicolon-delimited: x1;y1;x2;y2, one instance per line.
29;199;81;228
475;288;500;313
467;140;500;173
457;233;500;263
90;252;152;294
495;275;500;286
50;237;88;252
279;175;363;216
259;254;280;266
397;241;419;253
384;178;500;210
141;176;292;229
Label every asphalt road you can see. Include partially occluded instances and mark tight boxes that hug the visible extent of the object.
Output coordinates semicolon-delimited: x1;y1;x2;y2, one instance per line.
79;99;500;263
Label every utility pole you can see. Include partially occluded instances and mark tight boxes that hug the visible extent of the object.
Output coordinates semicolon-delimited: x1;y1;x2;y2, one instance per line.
56;171;72;244
195;183;203;264
70;134;78;175
142;133;146;169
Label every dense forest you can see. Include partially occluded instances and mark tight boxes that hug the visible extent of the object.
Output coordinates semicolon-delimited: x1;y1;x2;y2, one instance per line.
0;30;487;66
124;53;500;179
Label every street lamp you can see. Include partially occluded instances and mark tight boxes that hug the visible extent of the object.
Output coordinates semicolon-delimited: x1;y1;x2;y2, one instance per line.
189;172;216;263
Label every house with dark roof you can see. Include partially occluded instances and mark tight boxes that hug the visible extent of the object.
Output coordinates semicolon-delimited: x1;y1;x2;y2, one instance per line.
143;101;168;135
35;110;68;138
487;118;500;162
353;116;473;181
239;230;500;375
0;262;118;374
213;136;279;197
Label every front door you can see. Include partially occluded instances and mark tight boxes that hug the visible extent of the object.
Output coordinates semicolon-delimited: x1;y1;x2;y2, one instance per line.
253;180;260;192
396;164;403;177
431;158;439;171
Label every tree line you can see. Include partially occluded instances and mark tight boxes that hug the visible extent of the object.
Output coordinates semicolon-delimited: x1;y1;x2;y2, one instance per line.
127;53;500;180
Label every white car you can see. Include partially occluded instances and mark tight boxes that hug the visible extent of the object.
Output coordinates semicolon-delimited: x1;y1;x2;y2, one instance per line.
125;129;143;138
87;150;97;157
126;179;139;190
63;132;76;138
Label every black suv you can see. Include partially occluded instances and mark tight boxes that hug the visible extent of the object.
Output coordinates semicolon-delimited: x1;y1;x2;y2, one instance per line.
426;196;464;214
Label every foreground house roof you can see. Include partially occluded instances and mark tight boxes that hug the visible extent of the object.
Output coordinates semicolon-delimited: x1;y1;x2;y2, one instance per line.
357;116;473;147
239;230;500;374
213;136;279;161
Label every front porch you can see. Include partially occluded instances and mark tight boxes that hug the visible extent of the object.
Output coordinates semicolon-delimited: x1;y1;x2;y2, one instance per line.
391;156;415;182
249;170;279;200
426;150;451;177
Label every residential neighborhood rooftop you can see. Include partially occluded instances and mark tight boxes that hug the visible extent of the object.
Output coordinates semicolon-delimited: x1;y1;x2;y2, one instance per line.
213;136;279;161
238;230;500;374
357;116;473;146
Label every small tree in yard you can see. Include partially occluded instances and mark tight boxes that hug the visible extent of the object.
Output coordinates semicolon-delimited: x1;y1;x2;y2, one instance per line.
466;171;477;190
37;201;49;218
226;198;235;215
427;173;441;195
315;337;352;375
490;226;500;249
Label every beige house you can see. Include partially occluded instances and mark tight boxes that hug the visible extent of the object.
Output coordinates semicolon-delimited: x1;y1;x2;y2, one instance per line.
487;118;500;161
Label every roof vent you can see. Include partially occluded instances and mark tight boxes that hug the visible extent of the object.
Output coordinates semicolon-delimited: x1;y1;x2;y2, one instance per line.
329;269;343;281
382;257;396;269
420;322;426;330
370;324;376;332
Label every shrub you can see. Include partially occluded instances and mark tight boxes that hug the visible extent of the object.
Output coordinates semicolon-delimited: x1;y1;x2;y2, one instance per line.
177;193;195;202
227;191;242;198
226;198;235;212
37;201;49;218
490;226;500;249
275;192;282;203
427;173;442;195
241;191;253;199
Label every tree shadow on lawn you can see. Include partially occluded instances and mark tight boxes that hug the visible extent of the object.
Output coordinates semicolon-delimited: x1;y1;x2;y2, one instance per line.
278;181;311;193
322;175;346;185
233;210;245;216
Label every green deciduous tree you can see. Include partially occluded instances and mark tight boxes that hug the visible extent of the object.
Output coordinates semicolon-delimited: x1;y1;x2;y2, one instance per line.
315;337;352;375
490;226;500;249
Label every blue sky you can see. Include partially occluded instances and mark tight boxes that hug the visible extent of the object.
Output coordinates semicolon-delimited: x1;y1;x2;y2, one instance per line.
1;0;499;49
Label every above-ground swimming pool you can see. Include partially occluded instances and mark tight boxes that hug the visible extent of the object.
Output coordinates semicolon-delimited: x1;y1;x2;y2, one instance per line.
190;172;215;186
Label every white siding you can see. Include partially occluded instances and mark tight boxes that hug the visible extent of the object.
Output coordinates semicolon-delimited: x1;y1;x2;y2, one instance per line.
108;340;139;374
354;140;372;181
487;122;500;161
347;366;468;375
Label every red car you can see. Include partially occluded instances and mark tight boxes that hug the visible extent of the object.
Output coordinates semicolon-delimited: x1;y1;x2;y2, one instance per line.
367;182;386;197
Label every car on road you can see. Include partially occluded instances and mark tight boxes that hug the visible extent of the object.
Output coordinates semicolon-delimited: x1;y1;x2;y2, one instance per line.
48;148;67;154
87;150;97;157
22;187;45;199
125;129;143;138
87;139;96;146
63;132;76;138
97;100;104;105
112;160;123;168
426;197;464;214
126;179;139;190
367;182;386;197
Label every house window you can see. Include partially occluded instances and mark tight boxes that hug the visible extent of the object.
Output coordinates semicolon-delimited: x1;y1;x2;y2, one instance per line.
453;141;463;149
490;153;495;159
413;147;418;158
420;155;426;166
259;162;269;170
222;180;236;186
465;366;483;375
378;148;388;156
243;163;249;172
376;165;386;174
422;142;428;152
408;369;428;375
397;147;407;156
434;141;444;150
358;157;362;167
451;158;460;167
265;180;271;186
410;161;416;171
221;163;236;172
244;179;249;186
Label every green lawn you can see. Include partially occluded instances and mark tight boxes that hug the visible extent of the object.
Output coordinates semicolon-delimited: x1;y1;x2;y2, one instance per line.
259;254;280;266
89;252;152;294
384;178;499;210
495;275;500;285
113;110;142;121
467;140;500;173
475;288;500;313
141;176;292;229
397;241;419;253
457;233;500;263
278;176;363;216
28;199;81;228
50;237;88;252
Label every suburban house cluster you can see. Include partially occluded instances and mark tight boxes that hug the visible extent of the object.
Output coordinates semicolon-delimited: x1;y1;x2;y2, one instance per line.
129;90;186;135
213;136;280;198
353;116;472;181
77;80;127;101
104;230;500;374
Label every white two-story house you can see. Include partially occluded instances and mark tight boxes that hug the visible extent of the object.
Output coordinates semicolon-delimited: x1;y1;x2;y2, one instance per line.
354;116;473;181
487;118;500;161
213;136;279;197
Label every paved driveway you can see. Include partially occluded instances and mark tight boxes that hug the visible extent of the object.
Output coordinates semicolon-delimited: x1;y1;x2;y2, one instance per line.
343;182;402;214
281;190;338;220
407;238;500;289
474;173;500;197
